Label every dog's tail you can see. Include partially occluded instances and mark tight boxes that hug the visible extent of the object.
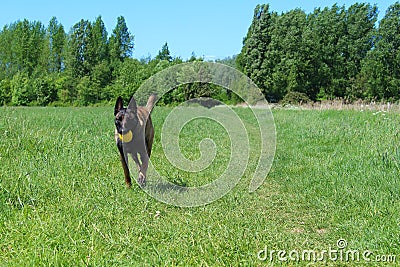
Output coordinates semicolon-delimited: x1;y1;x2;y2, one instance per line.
146;94;157;111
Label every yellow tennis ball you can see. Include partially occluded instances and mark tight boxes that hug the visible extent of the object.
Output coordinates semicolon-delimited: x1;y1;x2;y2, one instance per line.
119;130;133;143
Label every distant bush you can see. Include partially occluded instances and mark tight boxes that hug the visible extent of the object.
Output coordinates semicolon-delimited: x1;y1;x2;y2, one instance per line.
48;101;70;107
0;79;12;105
281;91;311;105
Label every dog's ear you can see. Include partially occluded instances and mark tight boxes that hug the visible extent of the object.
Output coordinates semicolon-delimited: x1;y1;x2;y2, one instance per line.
114;96;124;116
127;96;137;113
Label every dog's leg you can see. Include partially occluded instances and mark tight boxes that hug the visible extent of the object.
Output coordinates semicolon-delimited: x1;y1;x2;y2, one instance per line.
120;153;132;188
130;153;146;186
145;117;154;157
118;146;132;188
137;152;149;186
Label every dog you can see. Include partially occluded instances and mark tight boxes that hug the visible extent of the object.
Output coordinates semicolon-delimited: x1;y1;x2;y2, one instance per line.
114;94;157;188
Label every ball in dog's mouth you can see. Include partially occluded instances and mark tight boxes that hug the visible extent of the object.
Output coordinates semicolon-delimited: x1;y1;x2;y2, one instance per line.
119;130;133;143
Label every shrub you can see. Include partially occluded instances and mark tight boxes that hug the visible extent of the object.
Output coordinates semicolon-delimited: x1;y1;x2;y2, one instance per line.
281;91;311;105
0;79;12;105
11;72;35;106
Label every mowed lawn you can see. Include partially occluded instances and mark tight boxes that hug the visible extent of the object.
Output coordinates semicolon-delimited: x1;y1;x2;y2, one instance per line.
0;106;399;266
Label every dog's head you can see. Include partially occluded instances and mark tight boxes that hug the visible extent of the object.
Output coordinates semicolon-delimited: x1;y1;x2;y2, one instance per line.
114;96;139;135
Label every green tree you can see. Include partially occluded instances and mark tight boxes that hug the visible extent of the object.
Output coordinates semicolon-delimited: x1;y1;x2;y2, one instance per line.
111;58;149;100
305;4;377;100
109;16;134;63
177;60;214;101
307;5;347;99
7;20;47;76
88;16;109;66
47;17;66;73
267;9;309;99
88;16;111;98
238;3;379;101
340;3;378;99
32;74;58;105
65;19;92;78
11;71;34;105
77;76;96;105
0;25;15;78
362;2;400;100
0;79;12;105
237;4;273;98
56;74;76;104
344;4;378;78
156;42;172;62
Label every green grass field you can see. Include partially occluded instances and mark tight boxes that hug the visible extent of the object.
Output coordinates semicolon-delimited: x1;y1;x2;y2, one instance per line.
0;106;399;266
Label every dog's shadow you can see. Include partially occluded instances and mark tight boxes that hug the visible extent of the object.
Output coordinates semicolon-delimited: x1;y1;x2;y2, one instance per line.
142;180;189;194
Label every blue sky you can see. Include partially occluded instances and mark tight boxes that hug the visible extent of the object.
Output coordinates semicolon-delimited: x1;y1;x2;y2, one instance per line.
0;1;393;60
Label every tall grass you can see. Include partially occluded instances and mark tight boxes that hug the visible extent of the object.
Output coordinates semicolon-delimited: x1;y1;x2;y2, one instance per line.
0;106;399;266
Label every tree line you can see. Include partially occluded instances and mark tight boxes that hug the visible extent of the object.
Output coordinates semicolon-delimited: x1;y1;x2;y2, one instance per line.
0;16;190;106
0;2;399;106
237;2;400;102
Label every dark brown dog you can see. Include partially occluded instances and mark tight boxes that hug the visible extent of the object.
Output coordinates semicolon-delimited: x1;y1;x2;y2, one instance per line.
114;95;156;187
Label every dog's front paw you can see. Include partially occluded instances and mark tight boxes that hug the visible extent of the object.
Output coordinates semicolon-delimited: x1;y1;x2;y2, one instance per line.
138;172;146;187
